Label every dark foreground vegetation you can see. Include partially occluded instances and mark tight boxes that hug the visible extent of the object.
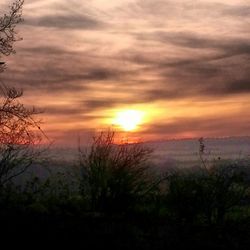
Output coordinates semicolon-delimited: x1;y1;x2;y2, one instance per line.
0;131;249;249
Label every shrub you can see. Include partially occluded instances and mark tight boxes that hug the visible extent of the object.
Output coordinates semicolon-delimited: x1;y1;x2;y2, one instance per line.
164;161;249;224
78;131;154;212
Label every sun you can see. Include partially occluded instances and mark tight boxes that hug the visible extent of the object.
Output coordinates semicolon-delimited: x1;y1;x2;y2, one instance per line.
114;110;144;131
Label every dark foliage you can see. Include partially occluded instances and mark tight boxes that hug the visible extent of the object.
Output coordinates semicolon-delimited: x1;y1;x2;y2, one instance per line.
0;136;249;249
165;161;249;224
79;131;154;212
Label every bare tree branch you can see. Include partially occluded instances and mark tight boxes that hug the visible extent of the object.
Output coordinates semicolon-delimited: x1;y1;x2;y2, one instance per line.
0;0;24;72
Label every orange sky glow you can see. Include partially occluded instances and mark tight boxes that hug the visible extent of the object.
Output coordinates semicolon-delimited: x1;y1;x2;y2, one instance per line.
0;0;250;145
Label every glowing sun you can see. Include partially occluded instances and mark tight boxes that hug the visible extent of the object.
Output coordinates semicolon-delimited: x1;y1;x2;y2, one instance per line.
114;110;144;131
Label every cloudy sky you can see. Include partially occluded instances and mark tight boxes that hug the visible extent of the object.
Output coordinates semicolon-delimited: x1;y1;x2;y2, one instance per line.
1;0;250;144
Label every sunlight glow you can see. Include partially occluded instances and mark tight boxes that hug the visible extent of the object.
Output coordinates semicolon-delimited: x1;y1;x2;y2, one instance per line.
114;110;144;131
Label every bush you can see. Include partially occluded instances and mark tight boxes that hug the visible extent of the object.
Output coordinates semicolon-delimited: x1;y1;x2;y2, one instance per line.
79;131;154;212
164;161;249;224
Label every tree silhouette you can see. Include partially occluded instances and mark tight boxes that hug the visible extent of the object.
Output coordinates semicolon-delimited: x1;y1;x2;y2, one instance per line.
0;0;24;72
0;85;44;186
0;1;46;187
79;130;153;212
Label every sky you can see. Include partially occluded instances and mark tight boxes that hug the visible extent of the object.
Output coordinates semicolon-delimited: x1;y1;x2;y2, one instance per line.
0;0;250;145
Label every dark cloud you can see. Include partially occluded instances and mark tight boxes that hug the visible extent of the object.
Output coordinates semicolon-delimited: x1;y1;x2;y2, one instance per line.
1;68;90;92
45;107;105;121
119;31;250;99
142;88;186;101
222;5;250;17
82;99;120;110
25;14;104;30
84;69;121;81
205;79;250;96
136;32;250;58
22;46;72;56
118;52;250;100
142;115;250;138
82;96;150;112
226;80;250;94
0;46;129;93
43;106;83;116
124;0;250;20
